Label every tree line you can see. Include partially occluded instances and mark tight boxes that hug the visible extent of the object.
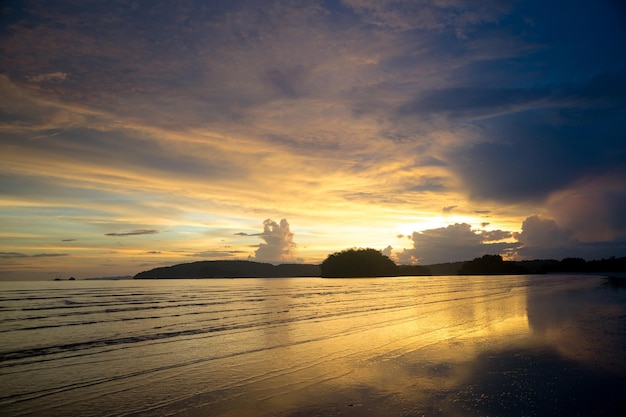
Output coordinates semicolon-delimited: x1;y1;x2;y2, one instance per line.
320;249;626;277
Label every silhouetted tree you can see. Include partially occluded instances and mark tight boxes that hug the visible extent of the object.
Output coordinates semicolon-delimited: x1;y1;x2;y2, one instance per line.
559;257;588;272
587;256;626;272
320;248;398;277
459;254;527;275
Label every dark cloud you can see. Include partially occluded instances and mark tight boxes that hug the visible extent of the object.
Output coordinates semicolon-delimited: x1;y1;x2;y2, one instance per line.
510;215;626;260
397;214;624;264
399;86;553;119
407;176;448;193
547;171;626;242
512;215;579;260
105;229;158;237
0;252;68;258
442;205;457;213
187;250;247;258
397;223;517;265
444;70;626;204
0;252;27;259
480;230;512;241
264;66;311;99
343;0;512;33
61;239;76;242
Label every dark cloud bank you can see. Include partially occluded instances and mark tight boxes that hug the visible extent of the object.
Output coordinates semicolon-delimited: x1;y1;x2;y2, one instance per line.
397;216;626;265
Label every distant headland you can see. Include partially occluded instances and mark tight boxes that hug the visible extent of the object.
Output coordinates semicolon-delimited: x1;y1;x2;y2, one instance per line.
134;260;320;279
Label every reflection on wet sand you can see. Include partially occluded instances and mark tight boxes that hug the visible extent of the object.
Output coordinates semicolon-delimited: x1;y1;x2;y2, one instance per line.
180;275;625;417
275;278;536;417
527;277;626;374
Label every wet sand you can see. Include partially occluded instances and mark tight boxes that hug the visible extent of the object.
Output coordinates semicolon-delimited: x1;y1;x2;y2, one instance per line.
178;342;626;417
2;276;624;417
175;277;626;417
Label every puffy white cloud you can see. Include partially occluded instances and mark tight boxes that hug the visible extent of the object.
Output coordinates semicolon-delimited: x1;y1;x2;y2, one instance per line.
251;219;297;263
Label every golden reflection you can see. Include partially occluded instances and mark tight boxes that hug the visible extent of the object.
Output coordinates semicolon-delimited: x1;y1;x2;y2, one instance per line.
314;279;534;402
190;277;537;417
172;277;625;417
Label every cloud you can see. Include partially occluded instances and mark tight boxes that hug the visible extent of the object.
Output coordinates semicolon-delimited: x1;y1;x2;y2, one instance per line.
399;86;552;120
546;171;626;242
341;0;512;33
512;215;577;260
0;252;68;258
105;229;158;237
442;205;457;213
0;252;27;259
480;229;512;241
444;71;626;204
28;72;68;83
187;250;247;258
249;219;297;263
397;223;517;265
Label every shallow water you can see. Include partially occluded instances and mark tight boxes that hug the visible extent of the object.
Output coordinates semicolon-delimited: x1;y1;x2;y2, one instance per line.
0;275;624;416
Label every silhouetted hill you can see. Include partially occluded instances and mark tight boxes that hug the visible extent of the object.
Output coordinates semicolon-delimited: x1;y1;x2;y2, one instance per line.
134;260;320;279
134;256;626;279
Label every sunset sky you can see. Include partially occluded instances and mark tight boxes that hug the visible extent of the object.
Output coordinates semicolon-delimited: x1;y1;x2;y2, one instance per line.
1;0;625;279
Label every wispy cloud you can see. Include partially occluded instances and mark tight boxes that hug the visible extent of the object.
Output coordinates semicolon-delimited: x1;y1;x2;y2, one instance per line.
28;72;68;83
0;252;68;259
105;230;158;237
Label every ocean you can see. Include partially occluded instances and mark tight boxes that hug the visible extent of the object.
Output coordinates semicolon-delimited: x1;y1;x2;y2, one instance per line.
1;275;625;416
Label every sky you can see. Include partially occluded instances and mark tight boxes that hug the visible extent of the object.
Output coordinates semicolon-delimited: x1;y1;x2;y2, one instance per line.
1;0;625;280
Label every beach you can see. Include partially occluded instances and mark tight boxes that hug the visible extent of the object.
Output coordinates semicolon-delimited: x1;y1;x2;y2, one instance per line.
1;275;625;416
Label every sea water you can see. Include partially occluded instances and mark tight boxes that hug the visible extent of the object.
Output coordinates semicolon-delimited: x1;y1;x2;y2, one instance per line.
1;275;625;416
